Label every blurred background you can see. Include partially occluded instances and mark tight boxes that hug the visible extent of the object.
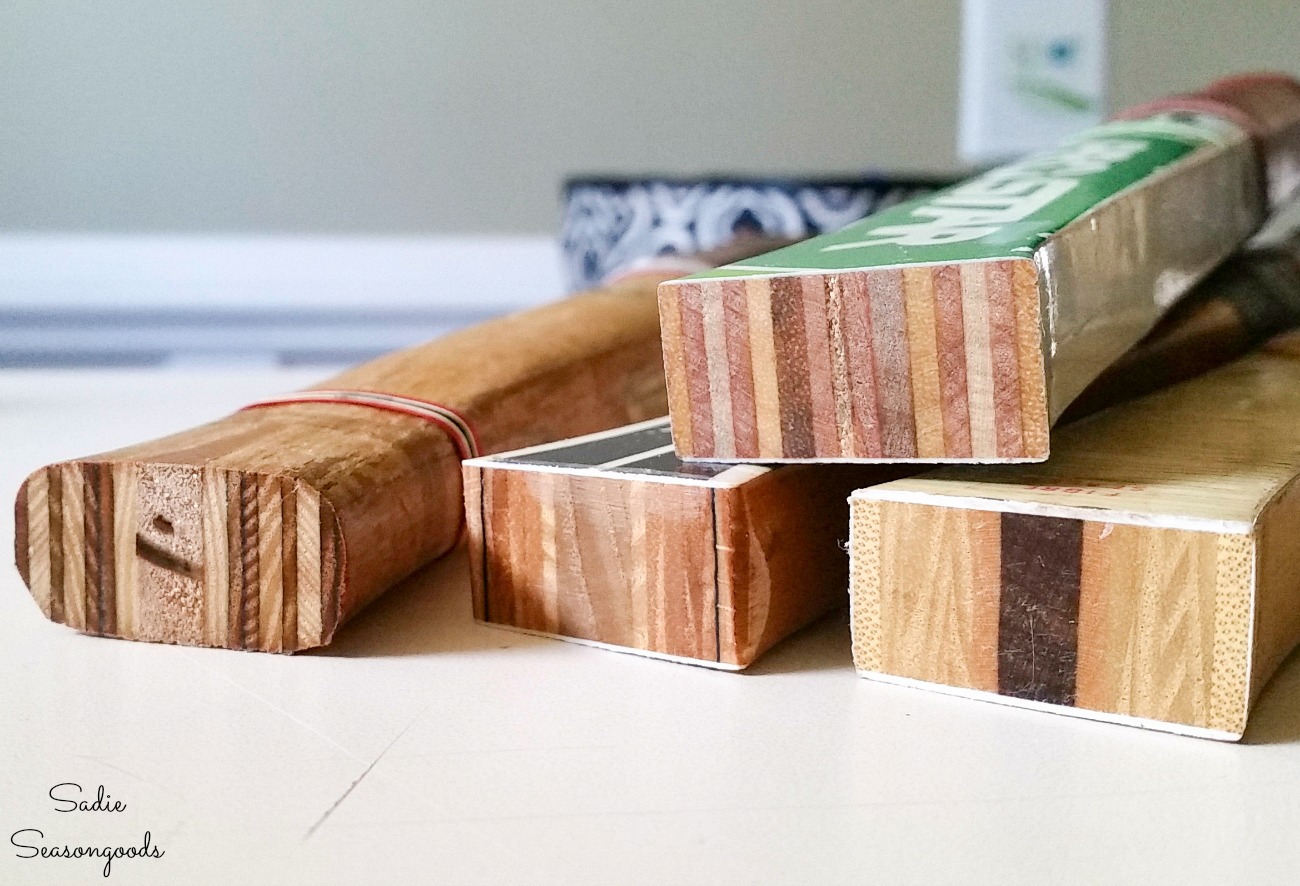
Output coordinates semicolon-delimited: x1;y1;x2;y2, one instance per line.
2;0;1298;366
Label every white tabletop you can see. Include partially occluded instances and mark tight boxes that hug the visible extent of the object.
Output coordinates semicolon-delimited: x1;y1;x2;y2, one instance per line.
3;367;1300;886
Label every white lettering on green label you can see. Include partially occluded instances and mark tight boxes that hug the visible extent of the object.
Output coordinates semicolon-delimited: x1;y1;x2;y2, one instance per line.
832;138;1148;249
687;112;1245;278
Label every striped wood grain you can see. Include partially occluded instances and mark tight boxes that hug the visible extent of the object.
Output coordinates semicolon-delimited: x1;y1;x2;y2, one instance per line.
16;464;334;652
661;259;1047;462
466;455;871;669
851;499;1256;737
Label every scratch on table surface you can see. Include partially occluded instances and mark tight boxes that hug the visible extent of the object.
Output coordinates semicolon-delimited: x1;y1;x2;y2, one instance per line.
182;650;366;763
71;753;182;800
304;707;428;841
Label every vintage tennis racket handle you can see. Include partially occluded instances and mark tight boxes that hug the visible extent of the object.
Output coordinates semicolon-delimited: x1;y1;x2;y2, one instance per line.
12;237;786;653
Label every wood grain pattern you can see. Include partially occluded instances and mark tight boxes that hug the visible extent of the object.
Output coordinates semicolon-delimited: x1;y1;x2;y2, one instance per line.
854;499;1000;692
661;260;1045;461
851;334;1300;739
465;420;895;668
475;466;717;661
14;271;693;651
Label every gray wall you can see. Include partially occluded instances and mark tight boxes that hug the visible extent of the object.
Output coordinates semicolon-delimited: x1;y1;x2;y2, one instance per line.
2;1;1298;235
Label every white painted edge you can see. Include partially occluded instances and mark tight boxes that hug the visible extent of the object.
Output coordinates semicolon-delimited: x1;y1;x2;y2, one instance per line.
849;486;1257;535
857;670;1242;742
468;457;769;490
477;620;745;672
464;416;772;489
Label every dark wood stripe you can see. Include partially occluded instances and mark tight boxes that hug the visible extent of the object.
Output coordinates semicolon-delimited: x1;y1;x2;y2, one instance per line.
677;283;716;456
81;463;116;635
932;265;973;457
81;464;101;633
998;513;1082;705
225;472;244;648
986;261;1026;458
769;276;816;458
15;480;30;586
838;273;884;457
722;280;759;456
48;468;65;624
866;268;918;458
239;474;260;648
281;478;299;652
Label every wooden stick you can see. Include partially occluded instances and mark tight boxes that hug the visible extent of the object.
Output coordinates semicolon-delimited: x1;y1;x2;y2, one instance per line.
658;74;1300;463
466;220;1300;669
849;330;1300;740
11;238;786;652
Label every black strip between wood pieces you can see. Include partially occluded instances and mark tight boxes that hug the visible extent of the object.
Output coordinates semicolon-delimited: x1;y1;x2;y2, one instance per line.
998;512;1082;706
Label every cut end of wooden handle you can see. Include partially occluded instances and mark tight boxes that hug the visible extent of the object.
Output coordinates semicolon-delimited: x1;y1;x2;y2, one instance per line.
13;461;343;653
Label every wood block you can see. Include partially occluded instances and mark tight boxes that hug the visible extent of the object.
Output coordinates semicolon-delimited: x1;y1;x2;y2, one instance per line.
849;332;1300;739
659;76;1300;463
465;226;1300;671
464;418;901;668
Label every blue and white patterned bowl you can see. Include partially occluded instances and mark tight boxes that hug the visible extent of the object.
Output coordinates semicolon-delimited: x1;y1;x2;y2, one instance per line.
560;174;955;291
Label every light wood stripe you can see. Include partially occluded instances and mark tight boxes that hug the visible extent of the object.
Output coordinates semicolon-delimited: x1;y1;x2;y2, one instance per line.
539;472;560;634
931;265;973;458
745;277;784;457
824;275;857;457
1011;260;1049;458
295;487;322;649
800;275;842;457
839;273;884;457
967;510;1002;694
960;262;997;458
984;260;1025;458
849;498;884;672
644;480;667;651
1077;523;1218;726
628;482;650;649
901;267;946;458
866;268;917;458
873;500;1001;688
111;463;139;639
60;464;87;632
1074;521;1112;712
658;285;695;456
678;283;717;456
1210;533;1253;734
700;282;737;457
200;468;230;647
722;280;759;456
257;477;284;652
714;484;754;666
26;470;52;618
320;508;341;641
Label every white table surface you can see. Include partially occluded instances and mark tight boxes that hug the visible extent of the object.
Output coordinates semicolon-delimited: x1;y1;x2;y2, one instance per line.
4;368;1300;886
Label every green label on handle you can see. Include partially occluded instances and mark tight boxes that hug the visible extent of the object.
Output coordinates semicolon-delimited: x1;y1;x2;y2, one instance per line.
688;112;1244;279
